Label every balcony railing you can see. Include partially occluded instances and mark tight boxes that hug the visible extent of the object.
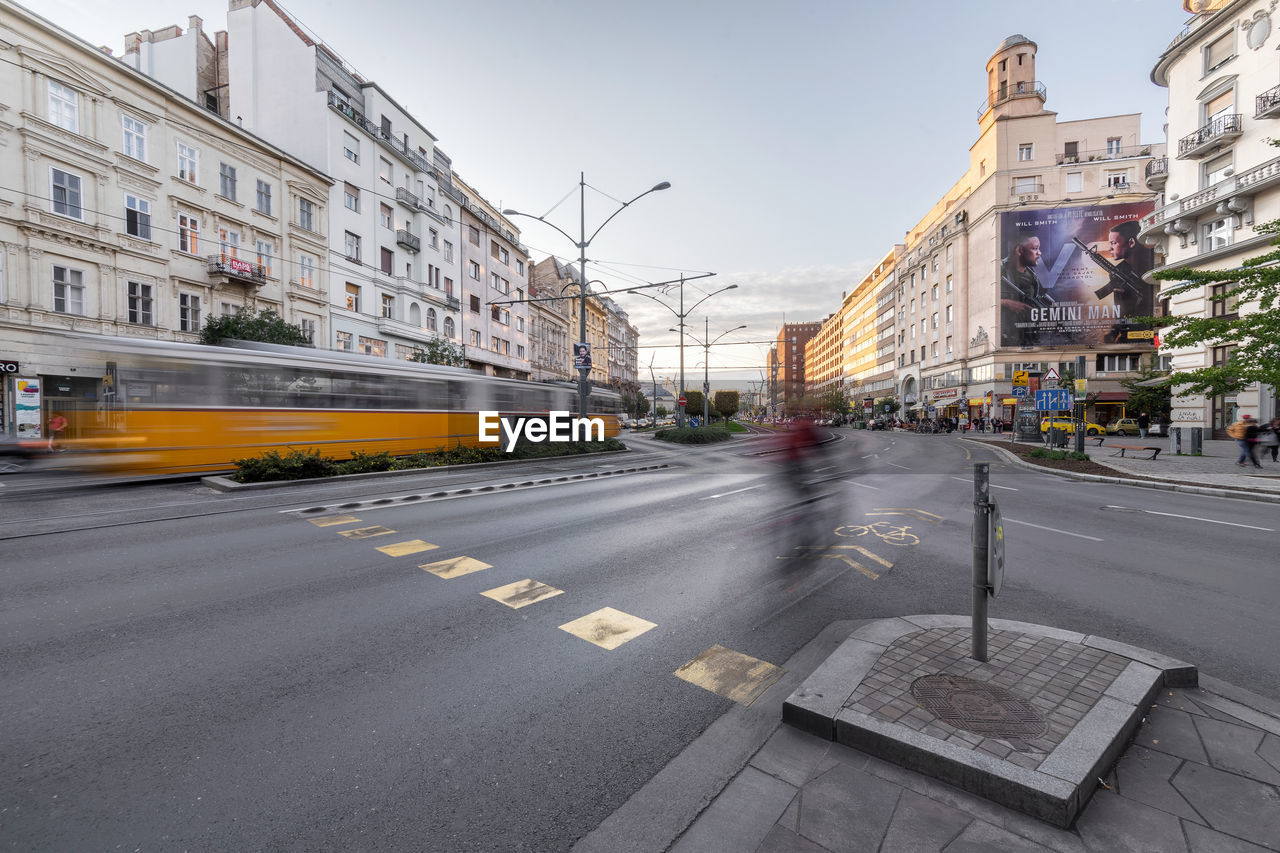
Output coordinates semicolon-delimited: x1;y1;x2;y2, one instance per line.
327;90;432;173
976;80;1046;120
1139;154;1280;238
1010;182;1045;196
445;295;462;312
1177;113;1243;159
395;186;420;210
1257;85;1280;119
207;254;266;285
1144;156;1169;190
1056;144;1153;165
395;229;420;252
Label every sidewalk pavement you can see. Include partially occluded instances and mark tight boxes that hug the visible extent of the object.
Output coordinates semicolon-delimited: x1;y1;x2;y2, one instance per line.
579;618;1280;853
959;432;1280;500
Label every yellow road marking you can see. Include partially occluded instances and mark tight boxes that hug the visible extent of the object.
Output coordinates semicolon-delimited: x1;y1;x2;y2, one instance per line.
867;507;943;525
823;544;893;568
338;525;395;539
420;556;492;579
820;554;881;580
674;645;784;706
376;539;438;557
308;515;360;527
481;579;564;609
559;607;656;650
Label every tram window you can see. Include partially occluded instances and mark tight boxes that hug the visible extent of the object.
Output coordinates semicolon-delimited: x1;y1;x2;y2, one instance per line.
491;385;519;411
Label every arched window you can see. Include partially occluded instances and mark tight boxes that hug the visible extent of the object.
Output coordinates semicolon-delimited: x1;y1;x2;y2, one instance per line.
427;307;437;332
444;316;455;338
409;303;421;326
443;205;452;226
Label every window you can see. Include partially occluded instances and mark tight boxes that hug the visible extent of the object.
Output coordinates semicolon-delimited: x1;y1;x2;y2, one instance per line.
359;336;387;357
945;335;952;354
1013;175;1039;194
343;132;359;163
179;293;201;332
1066;171;1083;193
179;214;199;253
945;275;952;293
1018;143;1033;162
52;265;85;314
299;254;315;288
380;203;392;229
379;114;391;137
491;336;500;353
1205;89;1234;123
378;158;392;184
931;312;938;330
344;231;360;261
931;284;938;301
300;317;316;344
444;317;455;338
1204;31;1235;74
220;302;235;316
469;261;480;280
1203;152;1232;187
255;240;273;276
177;142;199;182
1106;171;1129;188
381;293;394;318
298;198;315;231
48;81;78;132
491;272;503;291
256;180;272;215
128;281;154;325
469;226;481;246
470;329;481;346
219;163;237;200
125;195;152;240
444;240;453;262
979;159;986;177
344;183;359;212
1101;354;1141;372
470;294;481;313
337;330;353;351
517;344;525;359
426;307;438;332
516;259;524;276
428;228;439;250
945;305;953;323
218;227;240;258
50;168;83;219
1211;282;1240;317
121;115;147;160
931;342;937;358
1106;137;1122;156
516;316;524;332
1203;218;1232;252
492;304;501;321
345;282;361;313
909;298;915;314
380;247;393;275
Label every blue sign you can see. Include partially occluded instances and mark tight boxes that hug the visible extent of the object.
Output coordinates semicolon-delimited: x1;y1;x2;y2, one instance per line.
1012;386;1029;399
1035;389;1073;411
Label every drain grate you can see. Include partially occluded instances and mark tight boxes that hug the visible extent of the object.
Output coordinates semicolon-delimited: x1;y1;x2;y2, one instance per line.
910;674;1047;745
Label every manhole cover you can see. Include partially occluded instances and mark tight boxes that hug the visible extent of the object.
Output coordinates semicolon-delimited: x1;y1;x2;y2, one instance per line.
910;674;1047;748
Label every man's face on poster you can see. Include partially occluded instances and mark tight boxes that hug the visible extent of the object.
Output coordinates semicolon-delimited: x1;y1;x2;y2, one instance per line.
1108;230;1133;262
1017;237;1041;268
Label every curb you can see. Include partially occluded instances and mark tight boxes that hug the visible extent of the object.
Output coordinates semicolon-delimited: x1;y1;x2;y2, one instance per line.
200;449;635;492
958;437;1280;504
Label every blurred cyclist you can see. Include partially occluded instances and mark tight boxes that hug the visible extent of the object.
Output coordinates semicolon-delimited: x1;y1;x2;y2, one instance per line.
779;417;822;503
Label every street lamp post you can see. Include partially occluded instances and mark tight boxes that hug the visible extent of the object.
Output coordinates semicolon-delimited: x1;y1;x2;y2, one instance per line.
677;319;747;426
504;175;669;420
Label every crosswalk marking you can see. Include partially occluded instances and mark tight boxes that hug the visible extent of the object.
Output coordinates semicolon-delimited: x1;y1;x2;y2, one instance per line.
481;579;564;609
337;525;395;539
420;556;492;579
559;607;656;650
308;515;360;527
674;645;784;706
376;539;438;557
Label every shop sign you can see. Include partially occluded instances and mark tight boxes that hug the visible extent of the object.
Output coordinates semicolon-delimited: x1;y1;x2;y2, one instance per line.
0;360;19;374
968;398;986;406
933;388;959;399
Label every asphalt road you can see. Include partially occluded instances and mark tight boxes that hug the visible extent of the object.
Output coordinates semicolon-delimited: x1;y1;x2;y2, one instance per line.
1;429;1275;850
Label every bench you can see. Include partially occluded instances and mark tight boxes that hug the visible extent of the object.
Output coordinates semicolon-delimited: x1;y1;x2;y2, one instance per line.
1109;444;1161;460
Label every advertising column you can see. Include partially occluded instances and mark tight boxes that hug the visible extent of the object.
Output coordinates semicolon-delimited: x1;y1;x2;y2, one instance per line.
15;377;42;439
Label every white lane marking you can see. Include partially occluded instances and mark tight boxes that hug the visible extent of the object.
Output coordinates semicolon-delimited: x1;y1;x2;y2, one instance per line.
700;484;764;500
845;479;880;490
1004;518;1103;541
885;462;911;470
813;465;835;473
861;454;877;459
950;476;1018;491
1102;505;1273;531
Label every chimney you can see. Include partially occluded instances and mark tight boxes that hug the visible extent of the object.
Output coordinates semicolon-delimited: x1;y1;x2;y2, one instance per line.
188;15;203;32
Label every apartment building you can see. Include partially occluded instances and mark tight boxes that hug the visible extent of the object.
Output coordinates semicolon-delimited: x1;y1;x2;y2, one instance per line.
0;1;331;437
527;258;573;382
1139;0;1279;436
122;0;469;363
804;311;843;397
771;322;821;413
527;258;638;389
894;34;1165;427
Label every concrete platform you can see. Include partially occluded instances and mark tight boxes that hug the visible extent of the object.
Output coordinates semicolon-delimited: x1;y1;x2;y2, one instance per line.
783;615;1196;828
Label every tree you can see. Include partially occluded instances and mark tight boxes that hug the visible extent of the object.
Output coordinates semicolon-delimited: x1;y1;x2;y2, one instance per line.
682;390;706;419
1119;355;1172;419
1151;146;1280;400
622;390;648;419
713;390;740;421
875;396;900;417
820;387;850;418
200;306;311;346
408;338;466;368
656;404;668;418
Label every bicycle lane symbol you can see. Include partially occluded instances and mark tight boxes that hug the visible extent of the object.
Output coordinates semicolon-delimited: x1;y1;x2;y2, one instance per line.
801;509;939;580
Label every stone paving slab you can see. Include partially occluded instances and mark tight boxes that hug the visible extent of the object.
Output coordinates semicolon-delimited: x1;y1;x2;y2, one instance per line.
782;617;1196;828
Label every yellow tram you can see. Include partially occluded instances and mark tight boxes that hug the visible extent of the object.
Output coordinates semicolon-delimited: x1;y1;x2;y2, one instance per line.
49;336;623;475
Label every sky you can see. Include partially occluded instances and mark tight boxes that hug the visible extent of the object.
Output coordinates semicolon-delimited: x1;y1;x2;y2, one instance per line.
26;0;1192;385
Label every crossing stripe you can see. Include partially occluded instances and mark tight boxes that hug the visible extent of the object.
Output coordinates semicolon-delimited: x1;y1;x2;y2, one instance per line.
376;539;438;557
420;556;492;579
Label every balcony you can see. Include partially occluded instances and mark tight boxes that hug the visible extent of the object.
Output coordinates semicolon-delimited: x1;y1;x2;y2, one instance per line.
326;91;431;173
207;254;266;286
1056;144;1153;165
395;186;420;211
1139;153;1280;243
976;80;1046;120
1177;114;1243;159
1257;85;1280;119
1144;157;1169;191
1010;182;1045;199
396;229;420;252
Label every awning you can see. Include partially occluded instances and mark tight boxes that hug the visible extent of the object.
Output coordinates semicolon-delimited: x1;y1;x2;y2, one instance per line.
909;402;925;411
1094;392;1130;402
1135;375;1173;387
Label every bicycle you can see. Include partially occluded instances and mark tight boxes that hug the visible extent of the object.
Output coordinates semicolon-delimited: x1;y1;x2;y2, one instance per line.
834;520;920;546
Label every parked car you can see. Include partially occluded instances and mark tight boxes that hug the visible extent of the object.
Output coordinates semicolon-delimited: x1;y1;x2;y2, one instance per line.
1040;416;1104;437
1106;418;1140;436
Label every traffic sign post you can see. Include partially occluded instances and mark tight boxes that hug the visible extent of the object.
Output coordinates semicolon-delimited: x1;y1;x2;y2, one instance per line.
1035;389;1072;411
971;463;991;662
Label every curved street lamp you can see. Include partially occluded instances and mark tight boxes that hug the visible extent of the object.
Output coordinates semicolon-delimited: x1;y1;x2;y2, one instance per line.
637;282;738;426
504;175;669;419
673;320;748;426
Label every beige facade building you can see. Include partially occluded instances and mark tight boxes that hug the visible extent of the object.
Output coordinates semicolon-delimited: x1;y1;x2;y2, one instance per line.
527;258;573;382
527;257;639;390
1139;0;1279;435
0;1;331;437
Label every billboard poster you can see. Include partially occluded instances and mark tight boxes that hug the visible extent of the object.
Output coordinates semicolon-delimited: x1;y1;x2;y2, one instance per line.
999;201;1156;347
15;377;42;438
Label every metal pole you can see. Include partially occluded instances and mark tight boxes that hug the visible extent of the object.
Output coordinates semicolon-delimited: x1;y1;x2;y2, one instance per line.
677;275;686;428
577;172;589;422
703;316;710;427
1074;355;1086;455
972;462;990;662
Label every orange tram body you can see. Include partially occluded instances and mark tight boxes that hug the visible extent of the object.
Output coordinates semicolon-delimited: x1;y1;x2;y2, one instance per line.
49;336;623;475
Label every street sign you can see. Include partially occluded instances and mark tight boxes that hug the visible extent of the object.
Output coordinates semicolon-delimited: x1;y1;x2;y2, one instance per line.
678;395;687;406
1035;389;1072;411
1043;366;1061;383
702;381;709;394
1012;386;1029;399
988;500;1004;597
1074;378;1087;396
1012;370;1028;387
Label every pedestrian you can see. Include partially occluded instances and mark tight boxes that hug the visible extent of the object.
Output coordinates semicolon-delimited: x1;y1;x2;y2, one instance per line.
1137;411;1150;438
1260;418;1280;463
1227;414;1262;468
